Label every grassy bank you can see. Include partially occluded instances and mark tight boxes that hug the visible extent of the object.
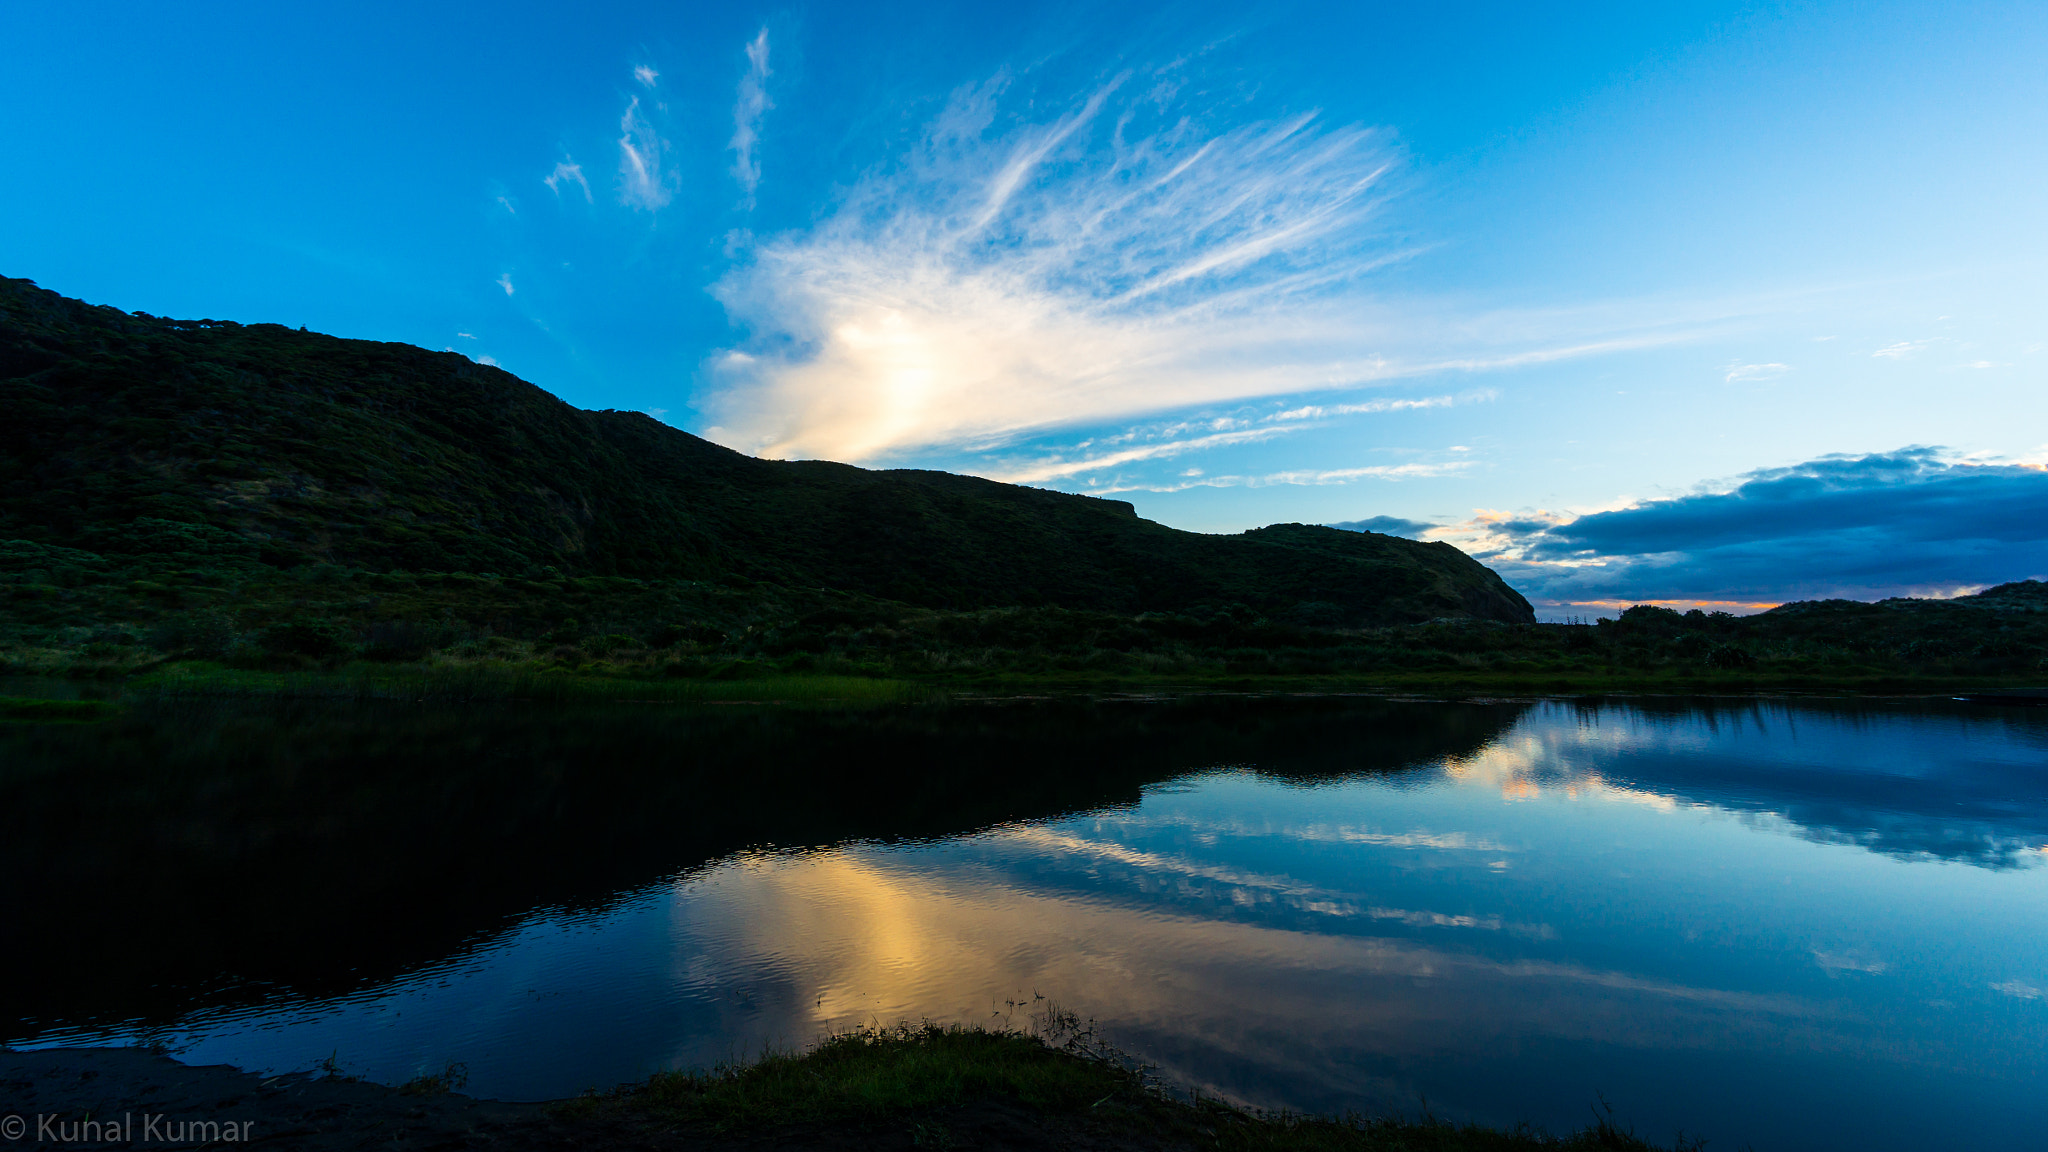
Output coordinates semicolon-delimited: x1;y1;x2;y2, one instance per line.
3;657;2039;711
4;518;2045;699
567;1017;1691;1151
6;579;2045;706
5;591;2045;701
0;694;116;721
918;667;2035;696
66;656;2048;697
117;662;933;705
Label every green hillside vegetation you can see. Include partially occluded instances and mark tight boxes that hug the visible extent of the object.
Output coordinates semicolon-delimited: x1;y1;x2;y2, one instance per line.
3;274;2044;694
0;275;1526;628
4;524;2042;694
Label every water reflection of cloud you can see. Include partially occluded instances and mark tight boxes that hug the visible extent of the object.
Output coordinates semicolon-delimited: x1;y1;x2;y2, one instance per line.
1814;950;1891;976
663;844;1851;1115
660;845;1834;1116
989;827;1547;937
1098;811;1517;853
1455;702;2048;870
1445;736;1692;811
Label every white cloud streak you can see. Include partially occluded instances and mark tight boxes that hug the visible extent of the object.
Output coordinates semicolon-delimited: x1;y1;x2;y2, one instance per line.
995;427;1293;483
1724;361;1787;383
986;390;1488;484
1091;460;1472;495
729;29;772;204
634;65;659;88
545;160;593;203
617;95;674;212
703;72;1705;464
496;273;515;296
1265;393;1467;422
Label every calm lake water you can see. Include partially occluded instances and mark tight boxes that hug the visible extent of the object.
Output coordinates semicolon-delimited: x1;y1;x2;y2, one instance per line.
4;694;2045;1150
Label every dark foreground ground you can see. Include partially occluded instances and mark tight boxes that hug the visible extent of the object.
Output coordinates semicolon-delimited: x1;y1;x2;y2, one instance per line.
3;1027;1689;1152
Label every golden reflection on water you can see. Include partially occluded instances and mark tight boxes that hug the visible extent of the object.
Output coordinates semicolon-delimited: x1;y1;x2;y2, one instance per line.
660;831;1826;1108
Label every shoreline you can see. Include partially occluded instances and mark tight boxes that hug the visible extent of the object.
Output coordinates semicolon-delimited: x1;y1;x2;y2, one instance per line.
3;660;2044;712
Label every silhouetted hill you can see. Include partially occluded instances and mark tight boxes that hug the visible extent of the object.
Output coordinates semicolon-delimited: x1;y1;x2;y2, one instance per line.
0;276;1531;626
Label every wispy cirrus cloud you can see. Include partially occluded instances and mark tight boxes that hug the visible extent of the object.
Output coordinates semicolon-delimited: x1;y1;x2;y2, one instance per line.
702;70;1705;465
992;426;1293;483
544;159;592;203
617;94;675;212
983;390;1489;486
1268;393;1466;422
730;29;772;204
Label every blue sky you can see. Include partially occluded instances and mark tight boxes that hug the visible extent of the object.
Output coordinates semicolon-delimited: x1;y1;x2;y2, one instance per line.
3;1;2043;616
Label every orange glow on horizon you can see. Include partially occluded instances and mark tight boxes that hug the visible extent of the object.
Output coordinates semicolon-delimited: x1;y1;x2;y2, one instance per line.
1550;598;1783;615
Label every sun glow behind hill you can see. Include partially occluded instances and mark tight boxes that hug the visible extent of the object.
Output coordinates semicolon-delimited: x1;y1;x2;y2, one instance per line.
701;72;1693;471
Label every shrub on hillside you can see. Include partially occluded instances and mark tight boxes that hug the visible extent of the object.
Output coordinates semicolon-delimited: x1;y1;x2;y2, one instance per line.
147;612;238;658
362;621;450;662
258;620;350;659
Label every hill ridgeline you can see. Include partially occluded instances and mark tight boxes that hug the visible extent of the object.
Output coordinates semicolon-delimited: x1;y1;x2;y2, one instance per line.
0;275;1532;627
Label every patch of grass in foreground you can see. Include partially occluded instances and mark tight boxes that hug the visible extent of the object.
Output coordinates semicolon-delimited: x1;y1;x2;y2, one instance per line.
121;663;931;705
624;1021;1117;1129
585;1018;1692;1151
0;695;115;722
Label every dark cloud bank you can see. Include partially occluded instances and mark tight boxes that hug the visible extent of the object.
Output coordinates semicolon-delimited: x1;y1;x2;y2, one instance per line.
1338;449;2048;606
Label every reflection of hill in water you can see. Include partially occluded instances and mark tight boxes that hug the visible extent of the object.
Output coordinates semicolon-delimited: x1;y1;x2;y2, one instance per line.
0;695;1524;1034
1530;699;2048;869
